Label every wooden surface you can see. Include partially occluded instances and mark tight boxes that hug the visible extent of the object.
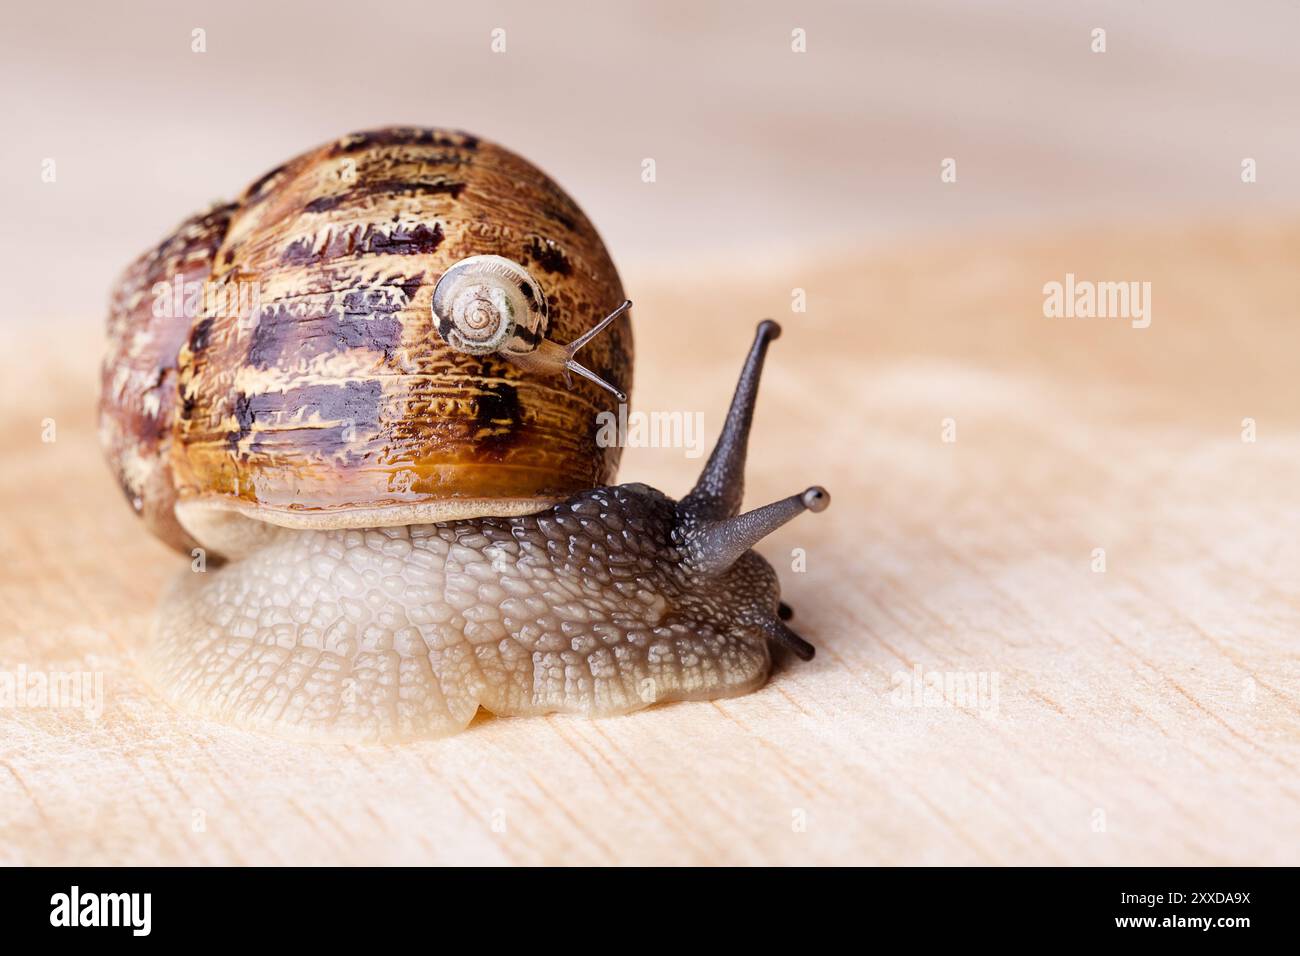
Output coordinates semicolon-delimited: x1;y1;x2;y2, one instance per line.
2;219;1298;865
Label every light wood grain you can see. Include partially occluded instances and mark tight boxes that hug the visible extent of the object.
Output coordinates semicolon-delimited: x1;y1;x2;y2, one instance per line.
2;219;1297;865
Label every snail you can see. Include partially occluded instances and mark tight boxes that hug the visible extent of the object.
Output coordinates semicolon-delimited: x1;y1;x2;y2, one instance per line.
99;127;830;742
432;254;631;401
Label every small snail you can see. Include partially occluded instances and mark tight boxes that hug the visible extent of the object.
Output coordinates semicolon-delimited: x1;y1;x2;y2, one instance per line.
99;127;830;742
432;254;630;401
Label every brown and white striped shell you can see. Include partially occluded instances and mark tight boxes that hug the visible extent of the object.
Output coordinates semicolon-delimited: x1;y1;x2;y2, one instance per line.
99;128;633;556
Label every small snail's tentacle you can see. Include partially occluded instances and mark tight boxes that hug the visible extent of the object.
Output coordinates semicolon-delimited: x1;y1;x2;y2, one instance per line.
680;319;781;521
778;601;795;621
501;299;630;401
683;486;830;575
504;340;626;402
756;616;816;662
562;360;627;402
565;299;631;357
559;299;631;401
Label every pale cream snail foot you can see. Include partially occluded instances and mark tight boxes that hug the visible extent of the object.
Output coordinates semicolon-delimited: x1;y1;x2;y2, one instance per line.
145;518;775;743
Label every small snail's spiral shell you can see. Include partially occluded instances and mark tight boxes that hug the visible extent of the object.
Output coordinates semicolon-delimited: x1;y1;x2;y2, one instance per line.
432;255;547;356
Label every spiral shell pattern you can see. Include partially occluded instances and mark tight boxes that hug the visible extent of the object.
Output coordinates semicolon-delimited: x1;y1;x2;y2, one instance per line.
431;254;548;356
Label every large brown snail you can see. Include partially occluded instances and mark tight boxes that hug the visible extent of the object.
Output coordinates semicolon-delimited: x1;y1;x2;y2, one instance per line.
99;127;830;742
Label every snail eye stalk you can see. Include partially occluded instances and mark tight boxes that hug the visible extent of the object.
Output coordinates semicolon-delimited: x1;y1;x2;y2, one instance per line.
680;319;781;521
674;321;831;576
682;486;830;576
558;300;631;401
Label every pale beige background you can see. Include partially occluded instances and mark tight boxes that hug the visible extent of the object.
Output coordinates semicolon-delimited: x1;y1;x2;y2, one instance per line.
1;1;1297;865
5;0;1300;317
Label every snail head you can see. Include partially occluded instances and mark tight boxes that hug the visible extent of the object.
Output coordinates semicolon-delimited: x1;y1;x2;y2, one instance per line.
595;320;829;661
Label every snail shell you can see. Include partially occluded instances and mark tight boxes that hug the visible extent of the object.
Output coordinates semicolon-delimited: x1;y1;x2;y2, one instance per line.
99;128;633;557
99;201;237;552
431;254;547;356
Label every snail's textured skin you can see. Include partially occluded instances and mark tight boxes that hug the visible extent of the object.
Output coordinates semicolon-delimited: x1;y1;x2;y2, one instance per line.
100;128;631;553
149;485;781;742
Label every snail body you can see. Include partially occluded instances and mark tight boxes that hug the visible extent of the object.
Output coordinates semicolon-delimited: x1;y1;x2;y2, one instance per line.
100;128;829;742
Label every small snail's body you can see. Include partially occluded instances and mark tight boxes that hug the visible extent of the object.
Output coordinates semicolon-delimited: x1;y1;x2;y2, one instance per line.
101;129;829;742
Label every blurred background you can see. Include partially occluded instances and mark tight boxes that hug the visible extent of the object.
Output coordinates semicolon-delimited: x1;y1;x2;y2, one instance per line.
4;0;1300;324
